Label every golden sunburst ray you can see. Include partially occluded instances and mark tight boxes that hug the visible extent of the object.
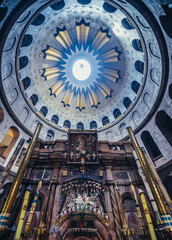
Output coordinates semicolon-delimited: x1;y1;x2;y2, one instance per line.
88;87;100;107
76;23;89;47
99;69;119;83
56;30;72;50
91;30;110;52
76;89;85;111
99;49;119;63
43;67;64;80
50;80;67;96
45;47;64;61
62;86;74;107
94;80;112;98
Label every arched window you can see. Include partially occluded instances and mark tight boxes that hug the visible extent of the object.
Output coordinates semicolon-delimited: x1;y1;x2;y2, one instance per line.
119;123;126;137
77;0;91;5
121;18;134;30
141;131;162;160
22;77;31;90
30;94;38;106
19;56;28;69
0;127;19;159
21;34;33;47
63;120;71;129
132;39;143;52
0;107;4;124
46;130;54;141
51;0;65;10
123;97;132;109
90;121;97;129
169;84;172;99
51;115;59;125
113;108;121;119
131;81;140;94
155;111;172;146
102;116;110;126
77;122;84;130
31;14;45;26
135;60;144;74
103;2;117;13
39;106;48;117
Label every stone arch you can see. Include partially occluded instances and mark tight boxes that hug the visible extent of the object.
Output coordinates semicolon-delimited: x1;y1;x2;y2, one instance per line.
90;121;97;129
119;123;126;138
51;115;59;125
77;122;84;130
39;106;48;117
143;92;151;109
102;116;110;126
141;131;162;160
132;110;141;126
155;110;172;146
22;107;29;124
123;97;132;109
63;120;71;129
46;130;54;141
0;126;19;159
10;87;19;105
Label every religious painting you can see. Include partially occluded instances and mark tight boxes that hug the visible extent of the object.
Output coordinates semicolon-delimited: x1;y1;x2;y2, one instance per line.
68;131;98;164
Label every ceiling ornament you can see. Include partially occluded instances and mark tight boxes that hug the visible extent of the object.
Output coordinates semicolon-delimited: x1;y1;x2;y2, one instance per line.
43;21;119;111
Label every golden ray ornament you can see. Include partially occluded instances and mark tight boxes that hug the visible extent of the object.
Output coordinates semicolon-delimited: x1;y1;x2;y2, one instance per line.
43;22;119;111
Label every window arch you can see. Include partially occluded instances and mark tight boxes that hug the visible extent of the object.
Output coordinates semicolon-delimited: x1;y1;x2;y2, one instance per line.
141;131;162;160
30;94;38;106
123;97;132;109
21;34;33;47
135;60;144;74
90;121;97;129
132;39;143;52
39;106;48;117
19;56;28;69
77;122;84;130
121;18;134;30
63;120;71;129
0;107;4;124
51;115;59;125
46;130;54;141
103;2;117;13
77;0;91;5
155;111;172;146
31;13;45;26
50;0;65;10
131;81;140;94
102;116;110;126
169;84;172;99
113;108;121;119
0;127;19;159
22;77;31;90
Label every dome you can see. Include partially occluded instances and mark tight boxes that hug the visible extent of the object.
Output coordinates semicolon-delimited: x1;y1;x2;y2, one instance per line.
0;0;171;147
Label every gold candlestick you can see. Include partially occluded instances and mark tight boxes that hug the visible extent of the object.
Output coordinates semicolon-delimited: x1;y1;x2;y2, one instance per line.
23;170;46;238
0;123;42;230
15;186;31;240
127;127;172;234
139;189;157;240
